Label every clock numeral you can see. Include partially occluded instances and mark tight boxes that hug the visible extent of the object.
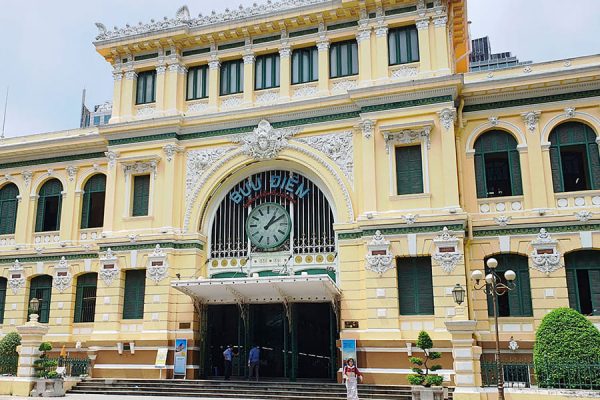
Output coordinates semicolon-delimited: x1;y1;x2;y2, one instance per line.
249;224;257;228
258;235;264;243
277;229;285;235
273;235;278;242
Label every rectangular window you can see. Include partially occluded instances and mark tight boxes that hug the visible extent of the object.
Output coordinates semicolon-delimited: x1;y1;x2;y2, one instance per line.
330;40;359;79
220;59;244;96
93;116;101;126
136;70;156;105
187;65;209;100
74;276;97;323
388;25;419;65
123;270;146;320
255;53;280;90
0;279;6;324
104;115;111;124
132;175;150;217
397;257;434;315
395;145;424;195
292;46;318;84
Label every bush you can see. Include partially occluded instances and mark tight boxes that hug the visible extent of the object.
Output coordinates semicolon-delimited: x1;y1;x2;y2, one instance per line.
0;332;21;356
534;308;600;388
407;331;443;387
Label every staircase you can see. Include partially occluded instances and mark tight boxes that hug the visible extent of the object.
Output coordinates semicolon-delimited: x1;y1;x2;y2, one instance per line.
69;378;454;400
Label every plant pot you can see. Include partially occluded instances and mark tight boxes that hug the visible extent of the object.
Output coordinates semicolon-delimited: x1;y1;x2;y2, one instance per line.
30;378;65;397
410;385;444;400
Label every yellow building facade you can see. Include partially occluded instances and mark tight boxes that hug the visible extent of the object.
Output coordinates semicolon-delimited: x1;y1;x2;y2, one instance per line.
1;0;599;392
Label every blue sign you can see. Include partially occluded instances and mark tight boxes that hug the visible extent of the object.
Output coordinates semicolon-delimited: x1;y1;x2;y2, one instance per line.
174;338;187;376
341;339;357;367
230;173;311;204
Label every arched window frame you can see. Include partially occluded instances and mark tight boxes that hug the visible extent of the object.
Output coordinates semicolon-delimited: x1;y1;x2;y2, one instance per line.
474;130;523;198
35;179;63;232
549;122;600;193
81;174;106;229
29;275;53;323
0;183;19;235
565;251;600;316
74;273;98;323
484;254;532;317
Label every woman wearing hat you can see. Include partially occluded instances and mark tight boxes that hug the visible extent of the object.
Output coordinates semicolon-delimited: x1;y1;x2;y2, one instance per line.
343;358;363;400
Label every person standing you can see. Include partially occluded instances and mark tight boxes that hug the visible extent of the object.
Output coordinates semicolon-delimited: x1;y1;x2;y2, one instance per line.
247;345;260;381
223;345;234;380
343;358;363;400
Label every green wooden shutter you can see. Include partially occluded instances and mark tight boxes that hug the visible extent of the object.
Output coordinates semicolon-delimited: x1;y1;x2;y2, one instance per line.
416;258;434;315
474;153;487;198
588;270;600;316
398;257;433;315
123;270;146;319
565;268;579;311
0;278;6;324
29;275;53;323
398;259;417;315
586;141;600;190
0;184;18;235
81;190;91;229
395;145;423;195
35;196;46;232
74;273;97;323
549;137;564;193
132;175;150;216
508;268;532;316
508;149;523;196
56;194;62;230
74;278;85;323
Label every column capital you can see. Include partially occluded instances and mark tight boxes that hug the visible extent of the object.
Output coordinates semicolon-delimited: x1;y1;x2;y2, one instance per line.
416;18;430;30
156;65;167;75
167;63;187;74
243;53;255;65
433;15;448;27
112;71;124;81
375;24;389;38
356;27;372;42
279;45;292;58
208;54;220;70
317;38;330;51
124;70;137;80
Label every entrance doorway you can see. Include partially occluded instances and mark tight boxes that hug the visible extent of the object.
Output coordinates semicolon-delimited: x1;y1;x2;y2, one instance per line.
204;303;336;381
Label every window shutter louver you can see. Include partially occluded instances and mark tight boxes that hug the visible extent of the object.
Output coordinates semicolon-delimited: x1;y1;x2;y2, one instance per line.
517;268;533;316
549;145;564;193
395;145;424;195
0;278;6;324
35;196;46;232
565;268;579;311
417;258;434;315
586;141;600;190
29;276;52;323
474;153;487;198
398;262;417;315
508;149;523;196
123;270;146;319
0;184;18;235
81;190;91;229
398;257;434;315
132;175;150;216
588;270;600;316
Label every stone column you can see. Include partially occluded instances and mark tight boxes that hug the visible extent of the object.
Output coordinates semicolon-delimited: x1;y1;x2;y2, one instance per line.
438;108;460;208
356;21;373;86
374;21;389;82
243;51;255;106
444;320;483;390
416;18;432;73
207;54;220;111
15;315;49;395
110;66;124;123
317;36;330;96
358;119;377;213
165;60;186;116
432;15;450;73
121;68;137;121
154;62;167;116
279;44;292;101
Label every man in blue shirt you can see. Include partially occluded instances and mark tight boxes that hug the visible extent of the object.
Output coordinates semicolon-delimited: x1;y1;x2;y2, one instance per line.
223;345;234;380
247;345;260;381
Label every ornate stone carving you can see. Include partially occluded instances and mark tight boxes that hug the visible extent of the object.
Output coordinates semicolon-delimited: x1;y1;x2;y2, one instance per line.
432;227;463;274
433;16;447;27
565;107;576;118
375;25;389;37
243;53;255;65
8;259;25;294
383;126;431;153
136;104;156;117
530;229;562;275
147;244;169;283
187;101;209;113
156;65;167;75
416;18;429;30
489;116;499;126
163;144;182;162
167;63;187;74
66;165;78;181
122;159;159;179
575;210;592;222
255;90;280;105
438;108;457;131
402;214;418;225
186;147;235;204
232;120;300;160
494;215;512;226
391;66;418;79
105;151;119;168
365;231;394;275
22;171;33;187
296;131;354;185
53;257;72;293
279;45;292;58
99;248;120;287
208;56;220;70
521;111;541;133
221;95;244;110
356;27;371;42
359;119;376;139
125;70;137;80
293;84;319;99
331;78;358;93
523;66;532;73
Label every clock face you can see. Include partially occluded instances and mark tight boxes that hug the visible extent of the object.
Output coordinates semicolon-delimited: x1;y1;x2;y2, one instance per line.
246;202;291;250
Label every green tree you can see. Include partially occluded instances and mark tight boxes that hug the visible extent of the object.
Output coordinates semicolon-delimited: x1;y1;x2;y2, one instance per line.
407;331;444;387
534;308;600;389
0;332;21;356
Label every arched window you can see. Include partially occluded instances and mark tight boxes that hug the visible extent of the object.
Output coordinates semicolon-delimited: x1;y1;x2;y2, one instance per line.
485;254;532;317
565;251;600;316
81;174;106;229
474;130;523;198
35;179;63;232
0;277;6;324
549;122;600;192
74;273;97;323
0;183;19;235
29;275;53;323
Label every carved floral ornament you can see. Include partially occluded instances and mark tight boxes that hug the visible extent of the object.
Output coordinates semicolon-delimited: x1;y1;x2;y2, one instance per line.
99;247;120;287
521;111;541;133
382;125;432;153
432;227;463;274
530;228;562;275
365;230;394;275
438;108;456;131
8;259;25;295
146;244;169;283
53;257;72;293
121;158;160;179
232;120;300;160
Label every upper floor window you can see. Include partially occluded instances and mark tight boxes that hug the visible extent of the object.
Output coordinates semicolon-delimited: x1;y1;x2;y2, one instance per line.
397;257;434;315
549;122;600;193
35;179;63;232
132;175;150;217
81;174;106;229
220;59;244;96
187;65;209;100
292;46;318;84
388;25;419;65
474;130;523;198
29;275;53;323
485;254;532;317
136;70;156;105
395;145;424;195
123;269;146;320
255;53;280;90
0;183;19;235
330;40;358;79
0;277;6;324
74;273;98;323
566;251;600;316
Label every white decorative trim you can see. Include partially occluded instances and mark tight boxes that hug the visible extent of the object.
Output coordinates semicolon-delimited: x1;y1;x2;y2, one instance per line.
168;63;187;74
433;16;447;27
221;95;244;110
401;214;418;225
99;248;119;287
432;227;462;274
105;151;119;168
521;111;541;133
575;210;593;222
356;27;371;42
331;78;358;94
52;257;72;293
156;65;167;75
292;84;318;99
316;38;330;52
279;45;292;58
136;104;156;117
147;244;169;283
255;90;280;105
359;119;376;139
416;18;430;30
529;229;562;275
125;70;137;80
121;158;159;180
465;120;527;153
390;65;418;80
8;259;25;294
186;100;209;114
523;66;532;73
382;126;431;153
66;166;78;182
186;147;235;206
162;144;182;162
22;171;33;187
365;230;394;275
375;25;389;38
243;54;255;65
494;215;512;226
295;131;354;186
438;108;457;131
540;108;600;142
232;120;300;160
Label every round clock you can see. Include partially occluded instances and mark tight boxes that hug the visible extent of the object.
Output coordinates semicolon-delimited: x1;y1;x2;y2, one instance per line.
246;202;292;249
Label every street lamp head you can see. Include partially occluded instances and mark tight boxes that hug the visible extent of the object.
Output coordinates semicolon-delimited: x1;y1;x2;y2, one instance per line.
485;273;495;284
504;270;517;281
486;257;498;269
452;283;466;305
471;269;484;282
29;297;40;314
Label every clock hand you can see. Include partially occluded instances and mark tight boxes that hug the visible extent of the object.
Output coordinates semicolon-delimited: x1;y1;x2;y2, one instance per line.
264;214;286;230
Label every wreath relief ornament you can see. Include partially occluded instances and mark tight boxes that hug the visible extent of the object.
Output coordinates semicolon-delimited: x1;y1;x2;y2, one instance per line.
530;228;562;275
365;230;394;275
432;227;463;274
232;120;300;160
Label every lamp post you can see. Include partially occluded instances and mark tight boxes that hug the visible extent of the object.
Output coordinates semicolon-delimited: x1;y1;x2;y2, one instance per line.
468;257;517;400
29;297;40;323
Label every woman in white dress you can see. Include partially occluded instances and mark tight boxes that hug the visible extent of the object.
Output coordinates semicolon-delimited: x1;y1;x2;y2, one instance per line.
343;358;363;400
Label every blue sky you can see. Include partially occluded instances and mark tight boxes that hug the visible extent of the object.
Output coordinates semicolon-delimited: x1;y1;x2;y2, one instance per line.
0;0;598;138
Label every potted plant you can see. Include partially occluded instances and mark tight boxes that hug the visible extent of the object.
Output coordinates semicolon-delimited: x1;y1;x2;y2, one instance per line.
31;342;65;397
407;331;444;400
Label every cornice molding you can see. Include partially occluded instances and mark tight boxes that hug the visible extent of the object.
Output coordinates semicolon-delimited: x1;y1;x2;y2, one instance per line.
472;222;600;237
338;223;465;240
0;152;106;171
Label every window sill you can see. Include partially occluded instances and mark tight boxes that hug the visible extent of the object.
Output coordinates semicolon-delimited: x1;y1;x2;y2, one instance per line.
389;193;431;201
124;215;154;221
255;86;280;92
291;80;318;86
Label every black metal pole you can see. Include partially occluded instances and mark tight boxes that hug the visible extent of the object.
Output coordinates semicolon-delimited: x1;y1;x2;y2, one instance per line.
491;276;505;400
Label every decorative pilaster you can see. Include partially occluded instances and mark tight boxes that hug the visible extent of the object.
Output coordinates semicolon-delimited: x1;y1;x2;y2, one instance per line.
243;42;255;106
207;50;220;110
316;27;330;95
279;37;292;100
356;10;373;85
445;320;483;388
